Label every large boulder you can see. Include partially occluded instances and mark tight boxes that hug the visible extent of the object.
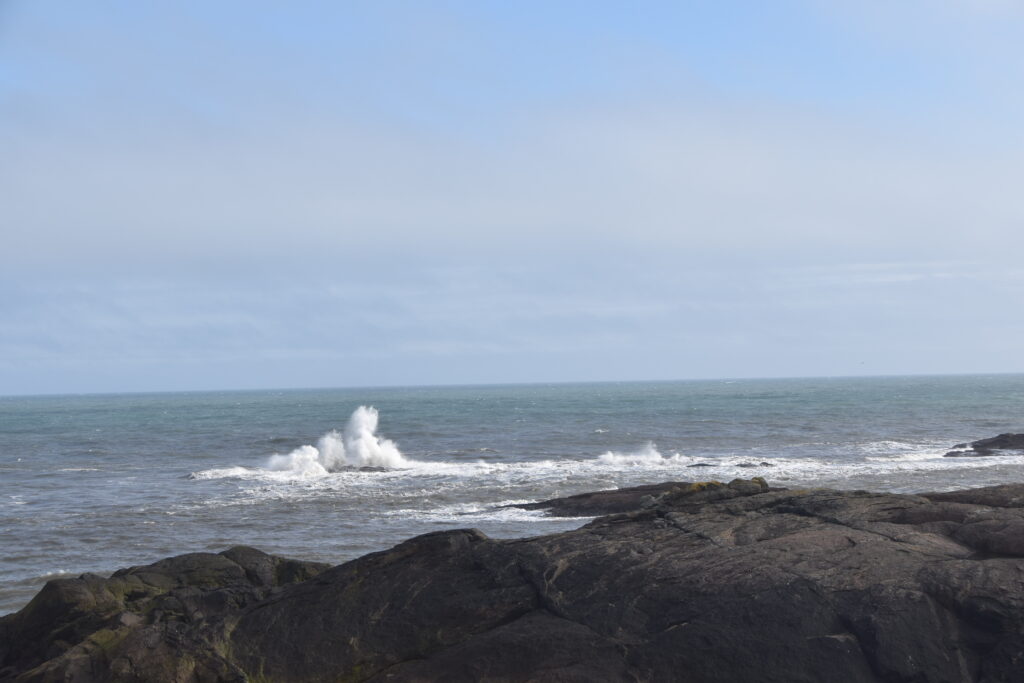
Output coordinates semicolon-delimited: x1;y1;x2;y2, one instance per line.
5;479;1024;681
0;546;328;682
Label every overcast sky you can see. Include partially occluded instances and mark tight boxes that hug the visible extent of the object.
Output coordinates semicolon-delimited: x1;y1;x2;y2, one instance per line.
2;1;1024;395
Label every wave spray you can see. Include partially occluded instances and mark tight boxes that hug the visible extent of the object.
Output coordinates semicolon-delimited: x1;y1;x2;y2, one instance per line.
267;406;408;474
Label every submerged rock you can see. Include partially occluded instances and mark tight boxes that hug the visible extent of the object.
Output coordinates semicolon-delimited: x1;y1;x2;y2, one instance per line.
945;432;1024;457
6;480;1024;681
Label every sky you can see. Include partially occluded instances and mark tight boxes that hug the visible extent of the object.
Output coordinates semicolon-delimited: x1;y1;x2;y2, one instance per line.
2;0;1024;395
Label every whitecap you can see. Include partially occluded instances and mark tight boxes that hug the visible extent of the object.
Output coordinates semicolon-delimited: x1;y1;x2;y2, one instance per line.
597;442;685;466
192;406;409;480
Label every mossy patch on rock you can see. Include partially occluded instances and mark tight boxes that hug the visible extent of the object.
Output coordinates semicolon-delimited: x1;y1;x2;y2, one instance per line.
687;481;724;491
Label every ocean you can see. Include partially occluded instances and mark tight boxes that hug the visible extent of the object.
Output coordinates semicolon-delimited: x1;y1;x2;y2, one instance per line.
2;374;1023;615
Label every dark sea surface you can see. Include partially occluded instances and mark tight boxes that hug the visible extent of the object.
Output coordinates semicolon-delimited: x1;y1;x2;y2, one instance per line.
3;375;1024;614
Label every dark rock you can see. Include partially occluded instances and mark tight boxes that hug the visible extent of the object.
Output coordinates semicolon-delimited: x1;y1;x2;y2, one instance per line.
971;433;1024;450
374;610;632;681
944;432;1024;457
511;478;769;517
7;482;1024;681
511;480;692;516
725;477;768;494
924;483;1024;508
0;547;327;682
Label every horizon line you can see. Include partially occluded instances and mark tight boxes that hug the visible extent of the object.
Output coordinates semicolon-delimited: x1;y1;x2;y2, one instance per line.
3;370;1023;401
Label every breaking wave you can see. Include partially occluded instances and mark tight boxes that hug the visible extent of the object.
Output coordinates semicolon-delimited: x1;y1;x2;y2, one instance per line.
266;406;408;473
597;442;685;465
188;419;1017;498
190;406;409;480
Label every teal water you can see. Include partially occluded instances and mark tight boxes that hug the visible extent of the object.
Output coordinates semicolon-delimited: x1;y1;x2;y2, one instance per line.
2;375;1024;614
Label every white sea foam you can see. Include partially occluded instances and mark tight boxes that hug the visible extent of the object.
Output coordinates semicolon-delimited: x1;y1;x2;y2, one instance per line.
267;445;327;476
193;406;409;480
196;435;1012;486
597;442;684;465
188;413;1024;516
378;500;573;525
176;433;1024;530
189;466;261;481
856;439;956;462
268;406;408;473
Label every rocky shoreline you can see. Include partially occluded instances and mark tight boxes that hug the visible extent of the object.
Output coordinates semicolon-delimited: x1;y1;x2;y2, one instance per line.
944;432;1024;458
5;476;1024;682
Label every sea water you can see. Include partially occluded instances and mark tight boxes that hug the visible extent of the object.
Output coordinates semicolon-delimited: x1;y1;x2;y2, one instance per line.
2;375;1024;614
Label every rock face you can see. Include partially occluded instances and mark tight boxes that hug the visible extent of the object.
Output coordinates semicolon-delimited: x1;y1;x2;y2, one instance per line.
5;480;1024;681
0;546;329;682
945;432;1024;457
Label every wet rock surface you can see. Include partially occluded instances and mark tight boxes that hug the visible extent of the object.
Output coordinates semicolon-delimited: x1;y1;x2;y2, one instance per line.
5;480;1024;682
945;432;1024;457
511;477;772;516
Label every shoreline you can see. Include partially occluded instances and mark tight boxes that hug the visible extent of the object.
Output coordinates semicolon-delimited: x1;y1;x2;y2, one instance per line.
5;477;1024;681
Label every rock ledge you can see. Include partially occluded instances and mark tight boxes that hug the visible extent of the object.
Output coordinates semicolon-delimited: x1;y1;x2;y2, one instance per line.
945;432;1024;457
5;480;1024;682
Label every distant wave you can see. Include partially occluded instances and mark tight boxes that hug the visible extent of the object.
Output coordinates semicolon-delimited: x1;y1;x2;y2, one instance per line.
188;417;1008;493
597;442;685;465
191;406;409;480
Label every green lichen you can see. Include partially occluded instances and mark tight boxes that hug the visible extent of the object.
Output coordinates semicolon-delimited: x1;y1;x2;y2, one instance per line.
687;481;723;492
86;627;128;655
337;663;365;683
